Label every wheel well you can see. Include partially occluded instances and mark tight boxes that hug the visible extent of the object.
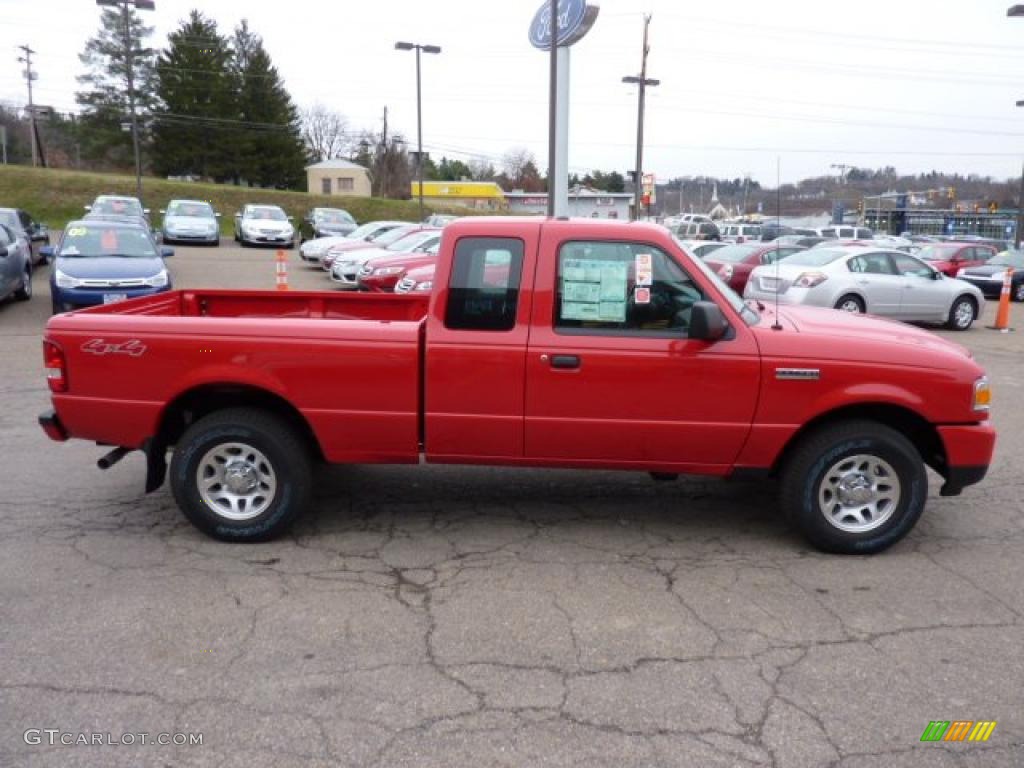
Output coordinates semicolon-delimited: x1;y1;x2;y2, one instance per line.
771;403;946;478
835;292;865;310
155;385;324;461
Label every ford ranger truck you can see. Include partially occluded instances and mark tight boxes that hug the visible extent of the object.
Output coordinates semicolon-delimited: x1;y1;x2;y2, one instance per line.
38;218;996;554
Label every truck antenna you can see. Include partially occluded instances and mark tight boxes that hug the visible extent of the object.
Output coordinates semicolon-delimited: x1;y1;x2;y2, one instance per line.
772;156;783;330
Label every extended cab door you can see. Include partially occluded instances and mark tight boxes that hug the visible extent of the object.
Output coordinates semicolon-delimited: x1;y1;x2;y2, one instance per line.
523;232;761;472
423;226;539;461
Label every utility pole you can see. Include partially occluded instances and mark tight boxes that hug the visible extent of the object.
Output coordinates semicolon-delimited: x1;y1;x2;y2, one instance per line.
623;15;658;221
17;45;38;167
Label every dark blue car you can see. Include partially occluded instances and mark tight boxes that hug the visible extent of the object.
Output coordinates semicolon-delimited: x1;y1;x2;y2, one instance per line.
43;219;173;314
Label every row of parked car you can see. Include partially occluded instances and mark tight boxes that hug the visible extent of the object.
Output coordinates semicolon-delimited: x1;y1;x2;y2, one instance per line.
676;234;1024;331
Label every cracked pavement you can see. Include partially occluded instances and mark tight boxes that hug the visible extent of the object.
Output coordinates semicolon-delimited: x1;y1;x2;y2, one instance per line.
1;243;1022;767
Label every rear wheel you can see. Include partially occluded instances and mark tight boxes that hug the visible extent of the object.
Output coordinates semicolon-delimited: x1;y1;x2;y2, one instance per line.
169;408;312;542
946;295;976;331
13;264;31;301
834;294;864;314
780;420;927;554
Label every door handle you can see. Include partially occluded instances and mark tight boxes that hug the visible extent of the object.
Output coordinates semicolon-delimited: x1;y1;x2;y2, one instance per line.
549;354;581;370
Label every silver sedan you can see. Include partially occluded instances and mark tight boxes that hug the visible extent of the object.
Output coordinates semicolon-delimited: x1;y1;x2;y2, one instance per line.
744;246;985;331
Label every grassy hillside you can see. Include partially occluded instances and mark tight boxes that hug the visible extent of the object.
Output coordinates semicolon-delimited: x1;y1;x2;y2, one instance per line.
0;165;479;234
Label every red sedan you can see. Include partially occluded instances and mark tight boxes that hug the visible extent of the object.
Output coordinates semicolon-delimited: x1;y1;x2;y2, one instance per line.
703;243;806;293
357;243;440;293
915;242;996;277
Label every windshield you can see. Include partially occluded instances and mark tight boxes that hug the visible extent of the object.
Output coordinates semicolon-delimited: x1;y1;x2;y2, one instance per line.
373;227;418;247
314;209;354;224
781;248;846;267
686;247;759;326
915;245;959;261
245;206;287;221
59;224;157;258
386;230;437;252
707;244;760;263
989;251;1024;268
92;198;143;216
344;222;388;240
167;201;214;218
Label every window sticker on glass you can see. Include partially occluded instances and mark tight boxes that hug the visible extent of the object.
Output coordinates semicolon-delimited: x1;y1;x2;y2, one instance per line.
635;253;653;287
635;287;651;305
561;257;628;322
67;227;88;237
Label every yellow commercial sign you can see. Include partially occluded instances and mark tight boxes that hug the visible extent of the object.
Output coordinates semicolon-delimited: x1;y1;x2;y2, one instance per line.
412;182;505;200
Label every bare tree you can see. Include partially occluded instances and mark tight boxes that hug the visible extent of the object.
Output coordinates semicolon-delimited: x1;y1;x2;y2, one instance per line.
469;158;497;181
300;103;350;162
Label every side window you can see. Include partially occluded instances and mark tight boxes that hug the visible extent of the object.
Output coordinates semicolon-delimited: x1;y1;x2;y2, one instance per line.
849;253;895;275
555;241;706;336
856;228;873;239
892;253;932;278
0;225;11;246
445;237;524;332
760;249;780;265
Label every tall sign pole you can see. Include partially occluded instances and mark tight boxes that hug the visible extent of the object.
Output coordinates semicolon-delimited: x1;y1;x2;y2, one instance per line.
530;0;599;218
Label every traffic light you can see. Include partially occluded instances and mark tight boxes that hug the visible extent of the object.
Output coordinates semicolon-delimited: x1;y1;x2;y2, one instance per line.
989;201;998;214
858;200;864;215
947;186;956;200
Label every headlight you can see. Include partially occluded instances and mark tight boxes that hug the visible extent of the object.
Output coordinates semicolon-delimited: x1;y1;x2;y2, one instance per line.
54;269;82;289
283;227;294;237
373;266;405;276
973;376;991;412
145;270;169;288
415;281;433;292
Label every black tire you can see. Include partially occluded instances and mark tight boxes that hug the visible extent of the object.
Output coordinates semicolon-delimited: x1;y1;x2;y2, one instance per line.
834;294;864;314
169;408;312;542
1013;281;1024;303
780;419;927;554
13;264;32;301
946;295;976;331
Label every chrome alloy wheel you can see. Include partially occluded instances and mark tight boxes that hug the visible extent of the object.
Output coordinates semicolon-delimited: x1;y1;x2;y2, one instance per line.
838;298;862;313
953;299;974;329
197;442;277;521
817;454;901;533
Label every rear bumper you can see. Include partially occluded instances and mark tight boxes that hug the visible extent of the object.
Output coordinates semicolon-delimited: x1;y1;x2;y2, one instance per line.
936;423;996;496
38;409;68;442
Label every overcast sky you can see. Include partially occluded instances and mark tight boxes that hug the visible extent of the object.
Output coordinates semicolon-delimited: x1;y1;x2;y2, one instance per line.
1;0;1022;185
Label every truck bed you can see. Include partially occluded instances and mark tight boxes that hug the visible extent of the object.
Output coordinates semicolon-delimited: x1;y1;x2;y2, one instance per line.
46;290;429;464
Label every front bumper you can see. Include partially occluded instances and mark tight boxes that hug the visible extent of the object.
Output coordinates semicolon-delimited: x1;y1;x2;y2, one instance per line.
958;277;1004;299
39;409;68;442
936;423;996;496
242;231;293;245
52;284;170;311
164;230;218;243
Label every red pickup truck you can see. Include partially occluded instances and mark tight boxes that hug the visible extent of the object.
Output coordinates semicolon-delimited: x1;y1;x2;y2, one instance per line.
39;218;995;554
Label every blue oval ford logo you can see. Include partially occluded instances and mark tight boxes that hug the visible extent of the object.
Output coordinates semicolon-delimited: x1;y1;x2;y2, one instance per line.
528;0;598;50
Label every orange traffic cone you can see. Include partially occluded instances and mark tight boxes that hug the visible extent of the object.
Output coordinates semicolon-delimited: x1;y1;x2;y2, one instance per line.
988;268;1013;332
275;250;289;291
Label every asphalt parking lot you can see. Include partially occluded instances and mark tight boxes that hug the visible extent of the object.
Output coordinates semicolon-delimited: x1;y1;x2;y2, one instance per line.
1;240;1022;767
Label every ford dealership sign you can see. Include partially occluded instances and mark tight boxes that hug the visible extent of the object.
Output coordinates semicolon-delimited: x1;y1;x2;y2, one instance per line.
529;0;599;49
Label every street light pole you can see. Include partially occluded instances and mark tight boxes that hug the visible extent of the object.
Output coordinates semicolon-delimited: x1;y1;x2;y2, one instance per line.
1010;6;1023;246
623;14;658;221
396;41;441;221
96;0;154;201
16;45;38;167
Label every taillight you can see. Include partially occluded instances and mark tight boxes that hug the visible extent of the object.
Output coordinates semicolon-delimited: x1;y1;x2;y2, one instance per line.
43;340;67;393
794;272;827;288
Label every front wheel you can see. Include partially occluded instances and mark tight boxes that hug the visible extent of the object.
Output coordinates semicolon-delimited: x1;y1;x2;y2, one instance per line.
780;420;927;554
946;295;976;331
169;408;312;542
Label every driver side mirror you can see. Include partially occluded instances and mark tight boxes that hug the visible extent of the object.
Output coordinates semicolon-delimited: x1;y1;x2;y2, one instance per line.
39;245;54;260
689;301;729;341
160;247;175;258
932;270;943;280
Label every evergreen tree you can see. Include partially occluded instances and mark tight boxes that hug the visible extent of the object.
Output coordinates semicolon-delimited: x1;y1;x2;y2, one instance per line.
75;5;156;171
230;20;306;188
152;11;235;181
